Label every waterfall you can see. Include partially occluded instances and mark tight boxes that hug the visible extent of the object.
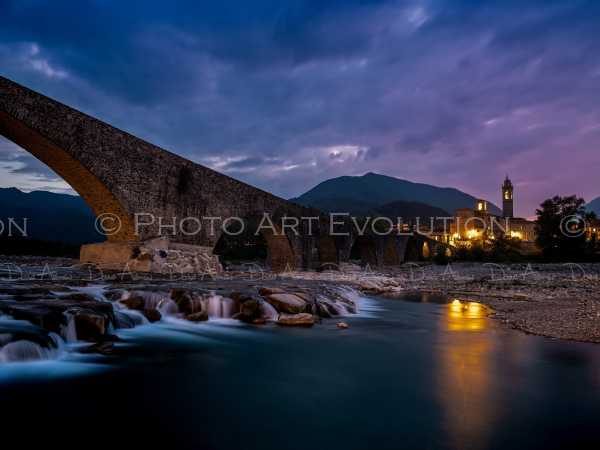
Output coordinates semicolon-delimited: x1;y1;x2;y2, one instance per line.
259;300;279;321
118;308;149;326
205;294;236;319
61;312;78;343
0;340;46;362
69;285;109;301
221;298;235;318
206;294;223;318
0;332;65;363
121;291;167;310
157;298;179;316
112;300;150;326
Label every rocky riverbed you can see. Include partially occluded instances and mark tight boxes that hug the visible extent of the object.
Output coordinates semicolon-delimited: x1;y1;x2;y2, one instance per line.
1;257;599;364
0;256;361;362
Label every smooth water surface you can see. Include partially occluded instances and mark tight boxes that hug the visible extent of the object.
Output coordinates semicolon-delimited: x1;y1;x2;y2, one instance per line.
1;293;599;450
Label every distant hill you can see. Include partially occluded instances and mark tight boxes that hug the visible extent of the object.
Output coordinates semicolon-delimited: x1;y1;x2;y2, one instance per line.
291;172;500;215
370;200;450;219
586;197;600;216
0;187;103;245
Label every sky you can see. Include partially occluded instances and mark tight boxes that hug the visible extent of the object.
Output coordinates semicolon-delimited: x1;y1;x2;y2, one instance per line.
1;0;600;217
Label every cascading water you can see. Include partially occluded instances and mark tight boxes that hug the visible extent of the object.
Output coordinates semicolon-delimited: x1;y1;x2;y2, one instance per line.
205;294;235;319
259;300;279;321
0;340;46;362
0;324;65;363
157;298;179;316
61;311;78;343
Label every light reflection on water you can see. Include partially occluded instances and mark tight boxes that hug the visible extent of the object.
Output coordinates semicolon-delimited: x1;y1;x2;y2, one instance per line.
438;299;497;450
446;299;489;332
2;293;600;450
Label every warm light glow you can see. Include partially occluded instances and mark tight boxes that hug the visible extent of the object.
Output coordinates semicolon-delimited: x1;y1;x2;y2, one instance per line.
510;230;522;239
447;299;488;332
466;229;479;239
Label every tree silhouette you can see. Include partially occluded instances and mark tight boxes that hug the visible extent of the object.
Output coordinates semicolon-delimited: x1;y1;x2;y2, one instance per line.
535;195;592;260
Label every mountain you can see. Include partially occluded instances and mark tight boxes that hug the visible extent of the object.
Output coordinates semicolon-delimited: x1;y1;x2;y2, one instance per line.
370;200;450;219
0;187;103;245
586;196;600;216
291;172;501;215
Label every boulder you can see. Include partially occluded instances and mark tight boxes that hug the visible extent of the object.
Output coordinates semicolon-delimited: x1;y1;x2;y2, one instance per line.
79;341;116;355
264;294;306;314
258;287;285;296
228;291;253;312
229;292;253;303
170;289;193;314
186;310;209;322
143;309;162;323
277;313;315;327
315;302;332;318
292;292;312;302
234;299;261;323
120;296;145;310
74;312;106;341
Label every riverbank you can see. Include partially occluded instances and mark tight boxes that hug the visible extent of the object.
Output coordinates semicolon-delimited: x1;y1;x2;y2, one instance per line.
285;262;600;343
1;256;599;347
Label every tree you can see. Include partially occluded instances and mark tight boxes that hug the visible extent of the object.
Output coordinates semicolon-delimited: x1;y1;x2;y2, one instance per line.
489;235;522;262
535;195;592;261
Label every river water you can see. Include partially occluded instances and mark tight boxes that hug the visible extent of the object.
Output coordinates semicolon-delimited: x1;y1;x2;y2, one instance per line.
1;292;599;450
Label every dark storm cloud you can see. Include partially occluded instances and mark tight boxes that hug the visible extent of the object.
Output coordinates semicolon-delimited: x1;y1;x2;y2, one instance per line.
1;0;600;215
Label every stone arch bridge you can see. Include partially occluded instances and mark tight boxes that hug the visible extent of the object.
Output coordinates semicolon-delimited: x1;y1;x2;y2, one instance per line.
0;76;448;272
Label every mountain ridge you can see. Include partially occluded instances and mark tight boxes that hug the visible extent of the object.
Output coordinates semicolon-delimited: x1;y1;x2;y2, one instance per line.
586;196;600;216
0;187;103;245
291;172;501;216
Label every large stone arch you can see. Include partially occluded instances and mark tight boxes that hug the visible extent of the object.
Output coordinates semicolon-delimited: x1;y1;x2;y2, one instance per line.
0;109;136;241
0;76;328;272
211;212;298;272
316;235;338;268
381;236;402;265
349;235;378;266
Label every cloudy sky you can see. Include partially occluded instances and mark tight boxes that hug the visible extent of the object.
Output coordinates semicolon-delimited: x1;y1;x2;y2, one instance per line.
1;0;599;217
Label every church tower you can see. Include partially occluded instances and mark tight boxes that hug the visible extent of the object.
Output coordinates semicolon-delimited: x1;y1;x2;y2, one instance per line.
502;176;514;218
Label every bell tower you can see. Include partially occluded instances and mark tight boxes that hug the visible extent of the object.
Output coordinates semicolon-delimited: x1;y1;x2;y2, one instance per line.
502;175;514;218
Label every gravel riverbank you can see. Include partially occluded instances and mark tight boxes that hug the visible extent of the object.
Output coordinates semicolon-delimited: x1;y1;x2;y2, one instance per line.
286;262;600;343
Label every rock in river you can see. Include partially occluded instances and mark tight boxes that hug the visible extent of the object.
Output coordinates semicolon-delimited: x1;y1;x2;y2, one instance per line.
74;312;106;341
264;294;306;314
277;313;315;327
258;287;285;296
143;309;162;323
186;311;209;322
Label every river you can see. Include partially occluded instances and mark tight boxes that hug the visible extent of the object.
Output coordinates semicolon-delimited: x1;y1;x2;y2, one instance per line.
1;292;599;450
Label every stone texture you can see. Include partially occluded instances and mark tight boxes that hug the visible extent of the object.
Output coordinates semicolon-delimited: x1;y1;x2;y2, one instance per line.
0;76;322;272
277;313;315;327
0;76;443;272
264;293;307;314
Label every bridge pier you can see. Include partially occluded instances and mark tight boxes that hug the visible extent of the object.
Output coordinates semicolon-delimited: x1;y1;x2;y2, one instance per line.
80;238;222;274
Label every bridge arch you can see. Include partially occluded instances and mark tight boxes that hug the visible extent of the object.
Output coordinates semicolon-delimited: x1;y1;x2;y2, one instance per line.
349;235;378;266
212;212;298;272
0;109;136;241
